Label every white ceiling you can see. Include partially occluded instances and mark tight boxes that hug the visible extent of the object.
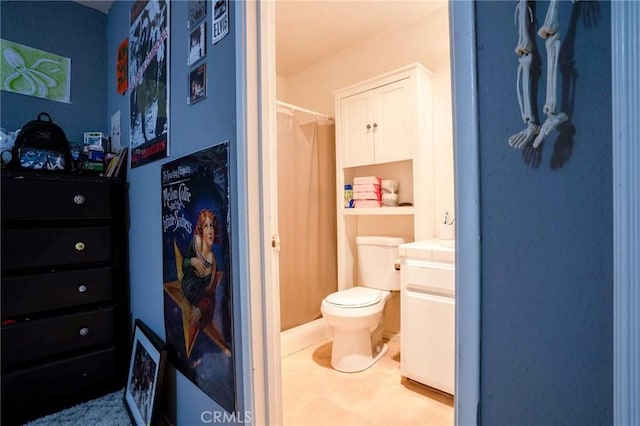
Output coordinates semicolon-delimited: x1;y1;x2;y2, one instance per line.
275;0;446;77
73;0;446;77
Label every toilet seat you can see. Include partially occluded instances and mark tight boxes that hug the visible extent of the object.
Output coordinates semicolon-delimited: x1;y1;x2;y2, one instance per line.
325;287;382;308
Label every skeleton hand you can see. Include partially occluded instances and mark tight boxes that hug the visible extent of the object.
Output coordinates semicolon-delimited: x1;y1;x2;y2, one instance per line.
509;121;540;150
533;112;568;148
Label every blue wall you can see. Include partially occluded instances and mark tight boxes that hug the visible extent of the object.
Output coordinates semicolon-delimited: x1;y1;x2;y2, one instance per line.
0;1;107;144
475;1;612;424
106;1;243;424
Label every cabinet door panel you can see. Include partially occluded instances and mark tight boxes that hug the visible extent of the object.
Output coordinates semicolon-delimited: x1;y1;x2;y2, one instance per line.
375;79;412;164
401;290;454;394
340;93;374;167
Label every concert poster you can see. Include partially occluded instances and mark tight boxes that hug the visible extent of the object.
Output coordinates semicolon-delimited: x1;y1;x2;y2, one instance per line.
160;142;235;412
129;0;170;168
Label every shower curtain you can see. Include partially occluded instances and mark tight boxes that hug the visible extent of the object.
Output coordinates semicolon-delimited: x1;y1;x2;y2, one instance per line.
277;109;337;331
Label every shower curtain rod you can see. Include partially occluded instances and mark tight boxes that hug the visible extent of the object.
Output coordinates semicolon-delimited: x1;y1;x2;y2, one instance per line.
275;100;333;121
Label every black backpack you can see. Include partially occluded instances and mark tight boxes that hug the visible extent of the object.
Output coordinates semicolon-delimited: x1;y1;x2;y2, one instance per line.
9;112;72;173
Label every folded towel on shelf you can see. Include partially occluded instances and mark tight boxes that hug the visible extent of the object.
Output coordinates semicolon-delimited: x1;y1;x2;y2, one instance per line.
352;191;382;201
353;183;381;193
354;199;382;208
353;176;381;185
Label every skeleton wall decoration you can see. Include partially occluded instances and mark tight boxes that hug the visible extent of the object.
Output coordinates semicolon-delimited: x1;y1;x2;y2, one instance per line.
509;0;570;150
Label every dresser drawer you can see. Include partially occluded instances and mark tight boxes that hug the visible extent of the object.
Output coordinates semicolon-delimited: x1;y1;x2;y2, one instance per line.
1;178;112;220
2;308;115;368
1;267;113;318
1;226;111;270
1;347;118;425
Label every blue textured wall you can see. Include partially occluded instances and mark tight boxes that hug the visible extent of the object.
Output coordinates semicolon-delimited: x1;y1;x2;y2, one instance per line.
0;1;107;144
106;2;242;424
476;1;612;424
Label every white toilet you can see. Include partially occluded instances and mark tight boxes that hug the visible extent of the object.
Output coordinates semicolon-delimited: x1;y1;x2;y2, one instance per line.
321;235;405;373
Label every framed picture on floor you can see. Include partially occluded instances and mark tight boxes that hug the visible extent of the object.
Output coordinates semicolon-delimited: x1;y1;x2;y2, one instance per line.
124;319;167;426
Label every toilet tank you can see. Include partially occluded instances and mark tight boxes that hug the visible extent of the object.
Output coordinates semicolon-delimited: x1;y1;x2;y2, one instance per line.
356;236;406;291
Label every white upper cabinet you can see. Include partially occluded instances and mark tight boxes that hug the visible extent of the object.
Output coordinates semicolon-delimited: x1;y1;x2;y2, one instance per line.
339;78;412;167
333;64;435;288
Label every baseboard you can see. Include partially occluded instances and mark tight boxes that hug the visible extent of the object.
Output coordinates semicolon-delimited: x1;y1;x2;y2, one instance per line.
280;318;331;357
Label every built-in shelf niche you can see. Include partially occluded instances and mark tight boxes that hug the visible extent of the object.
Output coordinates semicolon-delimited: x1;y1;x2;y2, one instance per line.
343;159;414;209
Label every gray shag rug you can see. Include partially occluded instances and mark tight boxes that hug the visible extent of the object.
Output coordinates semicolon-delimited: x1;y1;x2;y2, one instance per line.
25;389;132;426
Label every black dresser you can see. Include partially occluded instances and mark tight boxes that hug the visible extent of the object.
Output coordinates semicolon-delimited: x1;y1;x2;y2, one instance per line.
1;170;130;425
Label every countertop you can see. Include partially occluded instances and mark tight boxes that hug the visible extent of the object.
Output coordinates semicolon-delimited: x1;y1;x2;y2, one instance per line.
399;239;455;263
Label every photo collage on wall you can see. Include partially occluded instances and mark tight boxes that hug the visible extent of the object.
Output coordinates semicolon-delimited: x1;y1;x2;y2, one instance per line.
187;0;207;105
187;0;230;105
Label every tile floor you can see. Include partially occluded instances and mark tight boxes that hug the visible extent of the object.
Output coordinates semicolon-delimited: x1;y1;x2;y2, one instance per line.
281;334;454;426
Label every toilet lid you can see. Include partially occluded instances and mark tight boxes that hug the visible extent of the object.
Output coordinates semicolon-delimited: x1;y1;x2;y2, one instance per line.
325;287;382;308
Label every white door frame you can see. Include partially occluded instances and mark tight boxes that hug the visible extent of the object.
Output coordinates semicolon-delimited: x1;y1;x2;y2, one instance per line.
449;3;481;425
238;1;638;425
239;1;482;424
612;2;639;425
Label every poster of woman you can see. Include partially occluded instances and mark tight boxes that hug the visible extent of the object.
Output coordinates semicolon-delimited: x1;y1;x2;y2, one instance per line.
161;142;235;412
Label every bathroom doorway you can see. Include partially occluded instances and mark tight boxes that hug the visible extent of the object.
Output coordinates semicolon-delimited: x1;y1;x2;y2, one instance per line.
263;1;459;424
244;1;482;424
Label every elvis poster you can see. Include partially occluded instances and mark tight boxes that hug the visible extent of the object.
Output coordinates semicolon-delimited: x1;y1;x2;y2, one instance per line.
161;142;235;412
129;0;170;169
212;0;229;44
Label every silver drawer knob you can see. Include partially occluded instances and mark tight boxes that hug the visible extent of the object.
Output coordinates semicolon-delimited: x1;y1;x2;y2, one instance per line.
78;284;87;293
79;327;90;336
75;242;85;251
73;195;85;205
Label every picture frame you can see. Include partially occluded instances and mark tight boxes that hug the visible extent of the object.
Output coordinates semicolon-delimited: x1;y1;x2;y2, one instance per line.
188;63;207;105
187;0;206;29
188;21;206;66
123;319;166;426
212;0;229;44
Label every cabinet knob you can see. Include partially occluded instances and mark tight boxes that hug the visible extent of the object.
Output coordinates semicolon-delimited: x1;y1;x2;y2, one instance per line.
373;122;378;129
78;284;87;293
366;124;371;130
73;194;86;205
79;327;90;336
75;242;86;251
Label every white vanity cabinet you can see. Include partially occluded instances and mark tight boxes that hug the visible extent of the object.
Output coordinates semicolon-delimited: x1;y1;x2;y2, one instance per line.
339;78;412;167
399;240;455;395
334;64;435;291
